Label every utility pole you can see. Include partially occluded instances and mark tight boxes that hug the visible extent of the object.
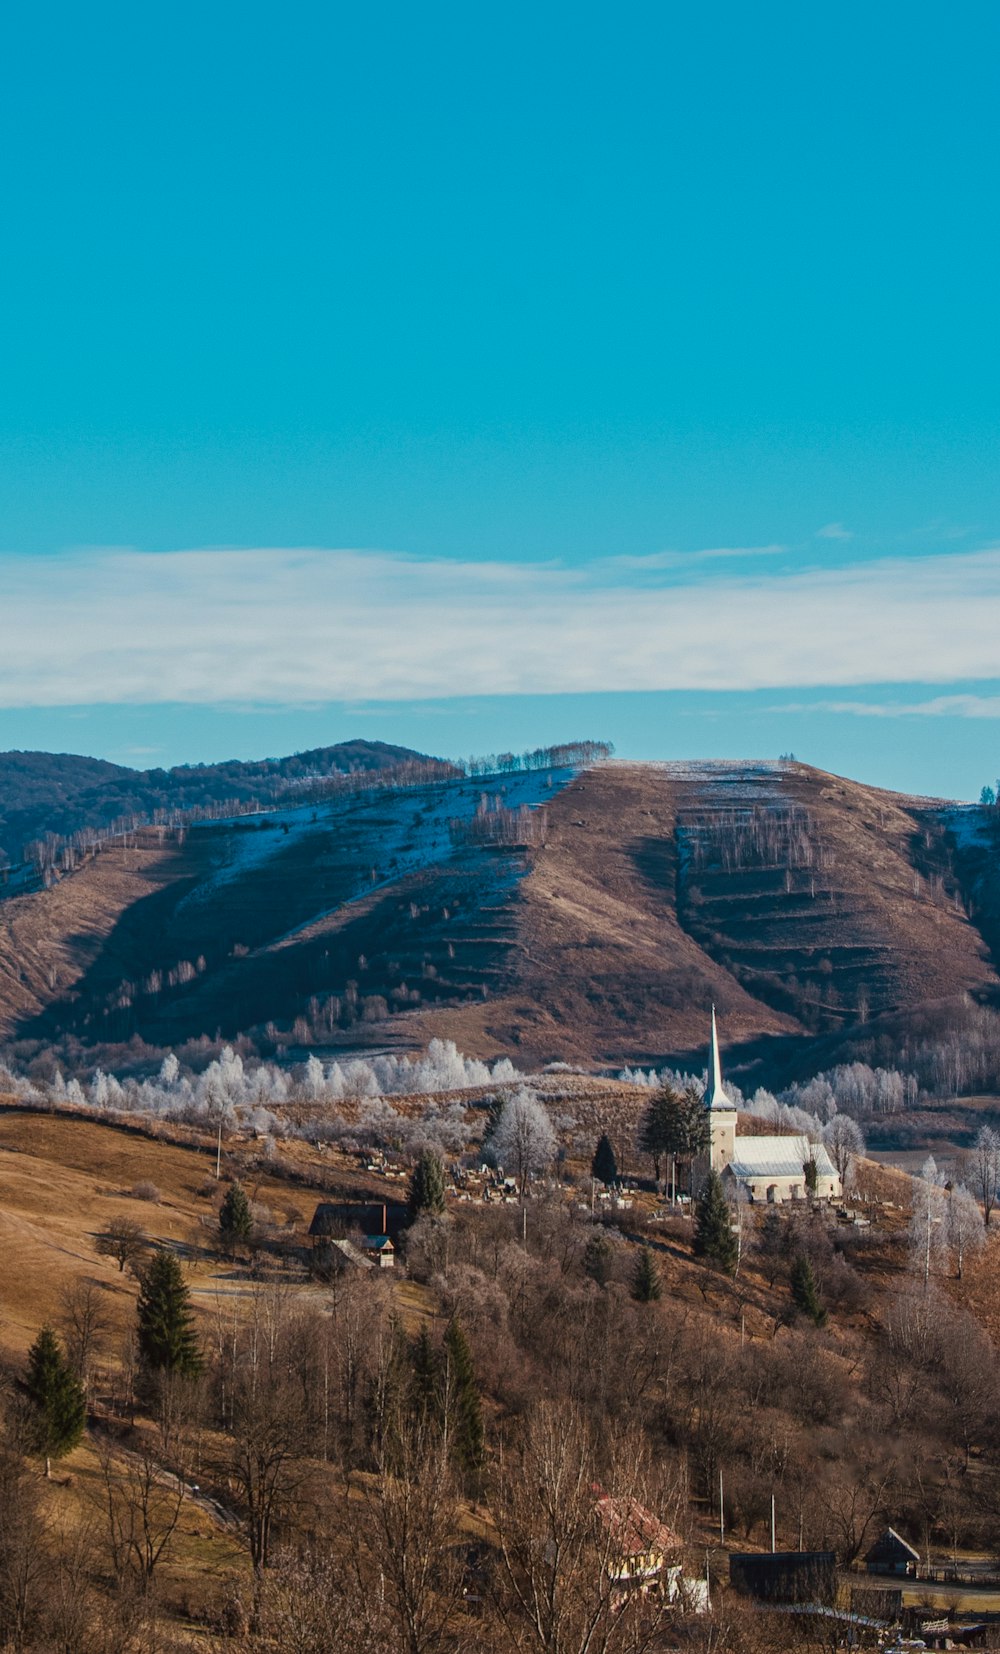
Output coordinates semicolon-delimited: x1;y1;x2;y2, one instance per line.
771;1494;776;1554
719;1468;725;1543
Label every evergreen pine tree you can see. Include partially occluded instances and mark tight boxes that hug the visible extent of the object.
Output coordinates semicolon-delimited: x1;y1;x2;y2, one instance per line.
411;1323;440;1418
638;1085;685;1182
803;1157;818;1194
693;1171;738;1275
591;1133;619;1186
583;1229;614;1287
790;1254;827;1327
443;1319;484;1473
679;1084;711;1193
630;1245;662;1303
219;1180;253;1245
756;1207;787;1286
136;1249;202;1377
408;1149;447;1223
24;1326;86;1477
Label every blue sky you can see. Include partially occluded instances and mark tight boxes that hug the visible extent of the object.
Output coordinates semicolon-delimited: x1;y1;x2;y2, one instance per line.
1;2;999;796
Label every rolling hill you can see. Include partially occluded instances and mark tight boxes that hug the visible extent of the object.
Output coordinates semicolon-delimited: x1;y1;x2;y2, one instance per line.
0;753;997;1084
0;739;441;868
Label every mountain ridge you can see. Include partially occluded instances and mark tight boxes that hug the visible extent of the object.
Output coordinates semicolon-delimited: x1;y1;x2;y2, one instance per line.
0;739;441;865
0;753;997;1086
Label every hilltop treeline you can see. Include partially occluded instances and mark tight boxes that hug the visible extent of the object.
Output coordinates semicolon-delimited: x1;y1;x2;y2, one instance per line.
461;739;613;776
0;739;612;879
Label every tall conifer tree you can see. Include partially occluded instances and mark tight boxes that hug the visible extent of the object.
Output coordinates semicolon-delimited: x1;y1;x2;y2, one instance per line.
631;1245;662;1303
790;1254;827;1326
591;1133;619;1186
24;1326;86;1476
693;1171;738;1275
443;1318;483;1473
219;1180;253;1245
136;1250;202;1377
408;1149;447;1223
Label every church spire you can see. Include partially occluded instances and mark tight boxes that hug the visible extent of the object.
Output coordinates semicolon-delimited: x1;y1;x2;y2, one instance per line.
704;1005;734;1112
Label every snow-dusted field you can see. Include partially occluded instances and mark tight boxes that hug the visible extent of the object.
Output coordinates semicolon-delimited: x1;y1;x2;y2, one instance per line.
181;767;576;918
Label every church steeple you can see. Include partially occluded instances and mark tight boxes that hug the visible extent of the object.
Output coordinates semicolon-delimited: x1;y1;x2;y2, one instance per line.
704;1006;735;1113
703;1006;737;1172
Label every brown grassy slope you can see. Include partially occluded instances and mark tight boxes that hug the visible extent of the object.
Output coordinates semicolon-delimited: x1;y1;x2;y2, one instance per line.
673;764;993;1028
0;1107;331;1355
1;762;996;1071
411;764;800;1067
408;762;996;1067
0;830;209;1038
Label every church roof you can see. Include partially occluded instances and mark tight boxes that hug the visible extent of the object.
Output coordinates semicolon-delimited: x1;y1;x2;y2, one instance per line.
725;1134;837;1182
704;1007;736;1112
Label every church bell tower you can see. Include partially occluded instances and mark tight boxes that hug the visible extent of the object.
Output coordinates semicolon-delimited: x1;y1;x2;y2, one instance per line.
704;1007;737;1173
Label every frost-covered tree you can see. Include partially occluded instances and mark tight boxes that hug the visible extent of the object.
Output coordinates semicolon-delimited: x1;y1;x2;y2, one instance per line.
946;1184;985;1278
909;1156;947;1288
303;1054;326;1100
823;1114;865;1184
489;1089;556;1197
159;1052;180;1086
973;1126;1000;1227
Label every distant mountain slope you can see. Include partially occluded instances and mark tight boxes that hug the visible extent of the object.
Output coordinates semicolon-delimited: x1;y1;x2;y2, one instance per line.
0;758;996;1075
0;739;437;864
409;761;996;1071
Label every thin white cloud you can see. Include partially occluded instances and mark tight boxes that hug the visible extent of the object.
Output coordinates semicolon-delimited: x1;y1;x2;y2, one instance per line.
2;544;1000;706
816;522;854;540
608;543;785;569
775;695;1000;719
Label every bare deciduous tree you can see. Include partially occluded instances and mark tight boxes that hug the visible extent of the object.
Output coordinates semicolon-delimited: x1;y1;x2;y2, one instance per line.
973;1125;1000;1227
487;1402;675;1654
228;1370;310;1573
822;1115;865;1185
97;1217;147;1275
945;1184;985;1278
334;1412;465;1654
95;1442;186;1590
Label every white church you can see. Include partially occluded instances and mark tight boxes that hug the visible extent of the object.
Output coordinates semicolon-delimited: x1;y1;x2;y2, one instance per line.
701;1009;841;1203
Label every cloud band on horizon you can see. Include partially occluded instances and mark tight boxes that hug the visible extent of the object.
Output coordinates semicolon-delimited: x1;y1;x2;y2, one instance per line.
3;544;999;707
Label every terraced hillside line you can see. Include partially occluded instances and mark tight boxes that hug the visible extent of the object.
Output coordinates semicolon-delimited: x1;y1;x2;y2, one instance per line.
670;763;995;1035
458;763;800;1066
2;759;998;1072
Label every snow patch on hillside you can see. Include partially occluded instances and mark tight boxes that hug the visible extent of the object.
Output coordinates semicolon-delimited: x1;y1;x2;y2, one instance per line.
940;805;996;849
183;768;575;920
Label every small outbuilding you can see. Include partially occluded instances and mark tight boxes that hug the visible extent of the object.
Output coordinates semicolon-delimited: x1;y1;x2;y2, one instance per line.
322;1238;374;1272
361;1235;396;1268
864;1528;920;1578
729;1551;837;1605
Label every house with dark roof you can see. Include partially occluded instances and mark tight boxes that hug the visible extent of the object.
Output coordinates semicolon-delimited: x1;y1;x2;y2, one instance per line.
308;1199;408;1241
865;1528;920;1577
